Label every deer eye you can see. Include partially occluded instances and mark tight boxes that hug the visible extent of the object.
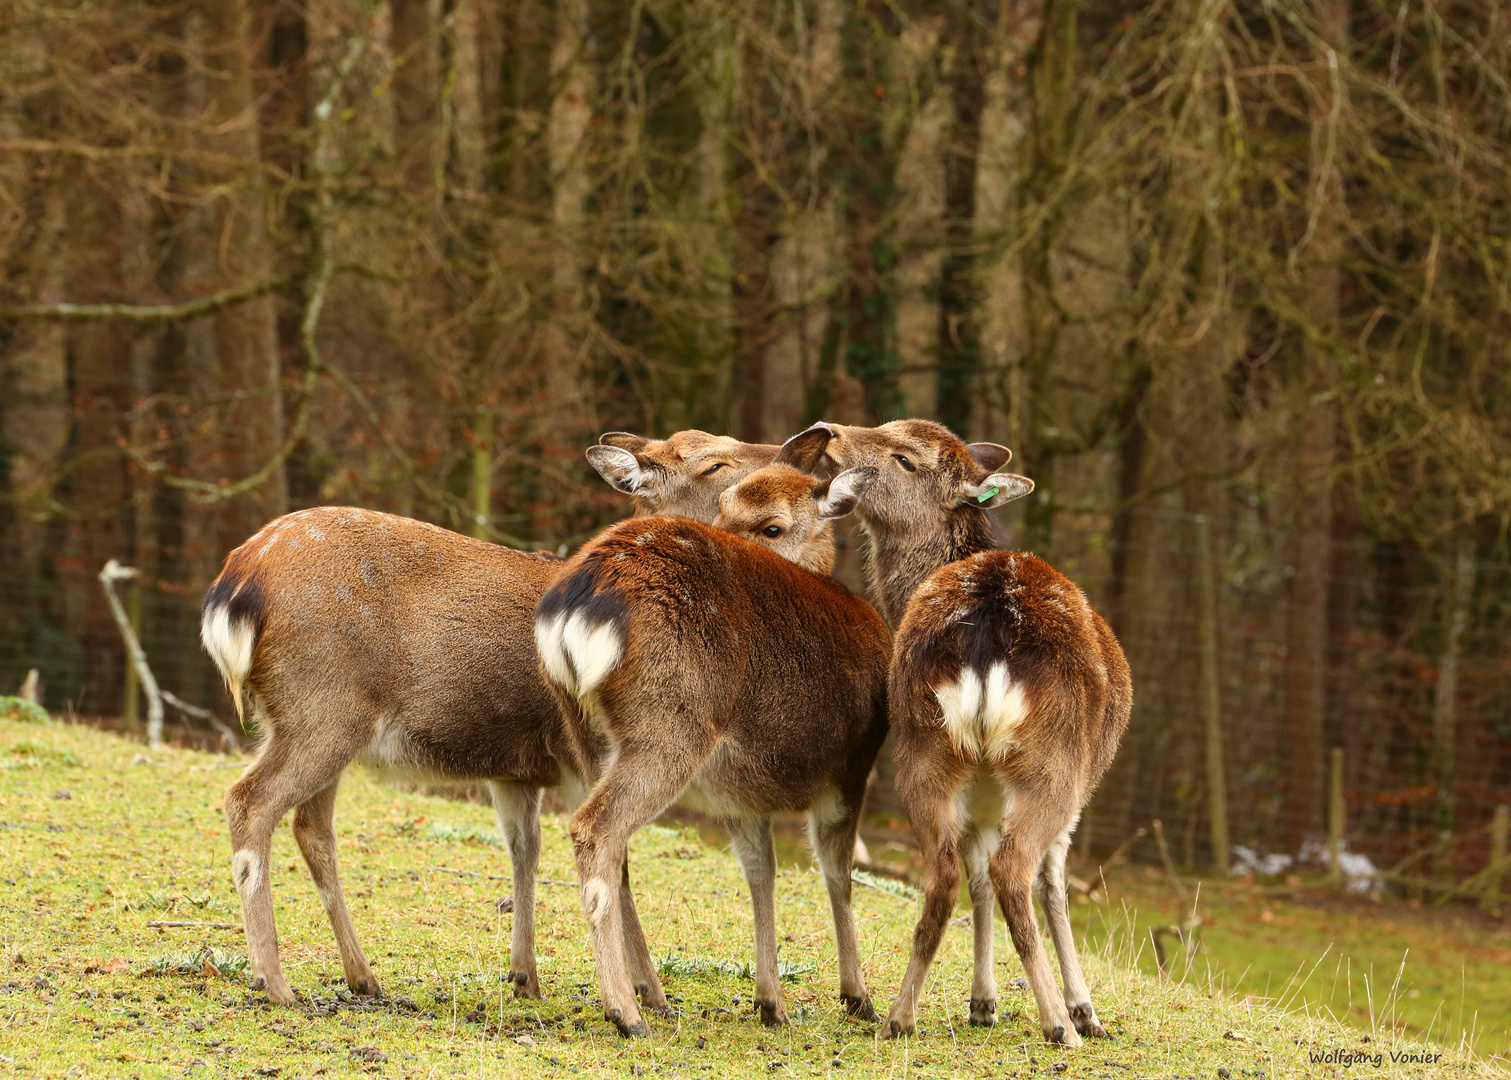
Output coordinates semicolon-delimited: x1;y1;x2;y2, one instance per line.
761;525;784;538
893;454;916;472
701;462;727;476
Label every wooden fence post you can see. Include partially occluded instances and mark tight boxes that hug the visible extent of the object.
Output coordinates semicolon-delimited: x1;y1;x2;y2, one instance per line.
122;582;142;732
1194;514;1230;875
1485;805;1510;913
471;404;492;540
1328;747;1344;887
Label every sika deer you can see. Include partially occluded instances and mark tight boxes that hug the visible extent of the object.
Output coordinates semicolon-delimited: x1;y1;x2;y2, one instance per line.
534;428;889;1036
200;430;776;1007
587;429;778;521
813;419;1131;1047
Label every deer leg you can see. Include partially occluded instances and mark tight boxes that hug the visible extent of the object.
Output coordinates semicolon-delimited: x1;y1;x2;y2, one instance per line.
619;859;671;1015
808;795;875;1020
882;798;962;1039
224;730;356;1006
568;741;702;1036
991;795;1080;1046
490;781;544;999
291;779;378;998
961;824;1000;1026
726;816;785;1026
1035;825;1107;1038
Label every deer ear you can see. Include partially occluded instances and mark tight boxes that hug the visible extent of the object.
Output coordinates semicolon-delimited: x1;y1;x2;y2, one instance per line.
598;431;651;452
958;472;1033;509
774;424;835;473
816;467;877;519
586;445;650;495
967;442;1012;472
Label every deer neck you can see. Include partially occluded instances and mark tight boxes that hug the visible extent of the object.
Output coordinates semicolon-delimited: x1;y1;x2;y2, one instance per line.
858;507;1001;625
796;521;837;577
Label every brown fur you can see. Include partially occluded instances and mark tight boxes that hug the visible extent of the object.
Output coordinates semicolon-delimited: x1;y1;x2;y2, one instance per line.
814;420;1132;1046
536;439;890;1036
201;431;775;1008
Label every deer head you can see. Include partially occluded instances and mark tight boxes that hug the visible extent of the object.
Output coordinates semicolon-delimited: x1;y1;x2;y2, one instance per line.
713;426;877;576
586;430;779;522
806;419;1032;529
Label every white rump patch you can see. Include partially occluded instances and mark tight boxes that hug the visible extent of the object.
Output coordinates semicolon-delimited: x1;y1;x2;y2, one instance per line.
535;612;575;693
935;661;1030;764
534;611;623;701
201;605;256;719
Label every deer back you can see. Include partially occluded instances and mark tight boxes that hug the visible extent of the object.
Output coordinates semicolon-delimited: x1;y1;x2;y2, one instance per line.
890;549;1131;791
203;506;566;782
536;516;891;803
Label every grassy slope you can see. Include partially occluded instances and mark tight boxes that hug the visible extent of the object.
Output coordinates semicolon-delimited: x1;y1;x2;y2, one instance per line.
0;716;1489;1079
1075;867;1511;1062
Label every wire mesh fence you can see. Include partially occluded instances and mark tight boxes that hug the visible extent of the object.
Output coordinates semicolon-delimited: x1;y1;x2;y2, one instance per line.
3;488;1507;896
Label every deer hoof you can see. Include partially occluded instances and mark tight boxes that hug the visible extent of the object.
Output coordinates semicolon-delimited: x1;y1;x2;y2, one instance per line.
606;1008;649;1038
1068;1002;1108;1038
968;998;997;1026
348;976;381;1000
1044;1023;1082;1047
840;993;877;1021
510;971;541;1000
756;999;788;1027
880;1015;914;1040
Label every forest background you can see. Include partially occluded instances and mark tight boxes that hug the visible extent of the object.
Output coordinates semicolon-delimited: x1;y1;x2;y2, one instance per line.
2;0;1509;875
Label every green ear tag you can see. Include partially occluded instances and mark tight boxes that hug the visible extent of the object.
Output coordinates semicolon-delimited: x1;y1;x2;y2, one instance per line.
976;486;1000;503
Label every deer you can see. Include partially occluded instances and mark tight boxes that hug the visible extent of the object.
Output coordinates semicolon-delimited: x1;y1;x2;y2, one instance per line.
199;429;777;1008
533;427;890;1037
808;419;1131;1047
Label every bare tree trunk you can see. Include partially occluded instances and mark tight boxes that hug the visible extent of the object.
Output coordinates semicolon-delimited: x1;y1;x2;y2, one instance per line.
62;186;130;712
1277;302;1336;846
1431;536;1475;834
935;8;991;435
449;0;489;195
1013;0;1077;554
177;3;288;558
1279;0;1348;851
391;0;443;196
892;21;949;418
541;0;595;454
1;180;69;579
760;210;840;442
685;3;738;432
754;0;843;442
969;0;1039;444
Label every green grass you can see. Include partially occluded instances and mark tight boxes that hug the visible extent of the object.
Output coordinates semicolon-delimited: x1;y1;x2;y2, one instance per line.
1077;865;1511;1062
0;716;1491;1078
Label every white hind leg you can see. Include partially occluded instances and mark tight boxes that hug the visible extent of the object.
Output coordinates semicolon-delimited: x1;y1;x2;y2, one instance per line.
961;824;999;1025
491;781;543;998
1035;824;1107;1038
808;794;875;1019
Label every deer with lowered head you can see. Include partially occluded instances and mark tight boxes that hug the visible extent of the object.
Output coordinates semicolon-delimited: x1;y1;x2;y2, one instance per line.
199;429;776;1007
533;427;889;1036
810;419;1131;1047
